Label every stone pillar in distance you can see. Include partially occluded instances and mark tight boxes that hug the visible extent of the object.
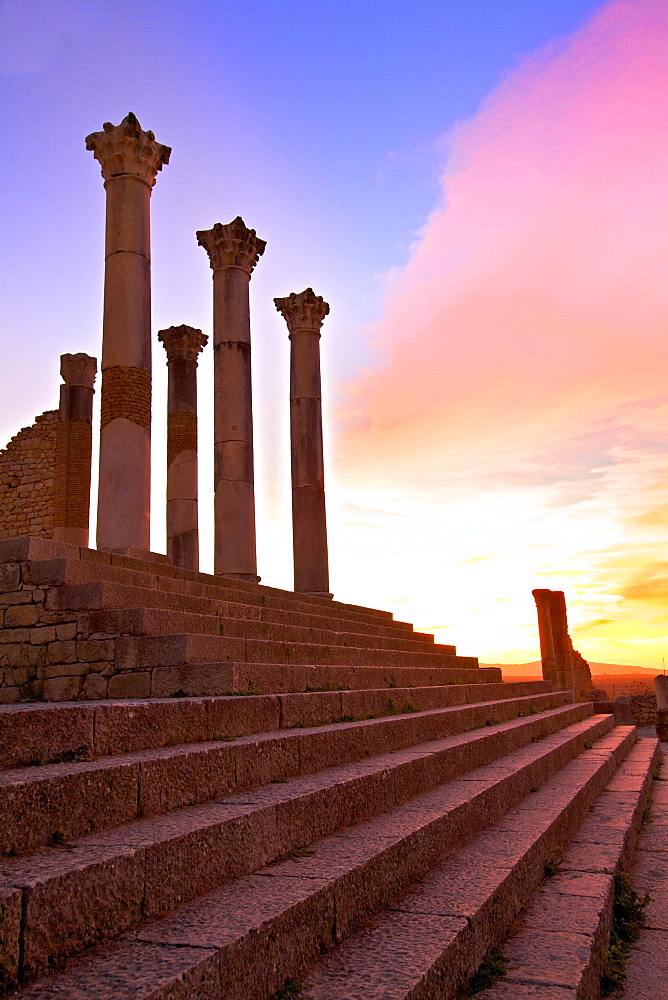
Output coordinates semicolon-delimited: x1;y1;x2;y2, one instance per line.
274;288;332;598
158;325;208;570
53;353;97;547
532;589;575;691
197;217;265;581
86;112;171;552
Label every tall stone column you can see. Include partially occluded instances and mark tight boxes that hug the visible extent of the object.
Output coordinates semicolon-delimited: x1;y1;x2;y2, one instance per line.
196;217;265;581
158;325;208;570
53;353;97;547
274;288;332;598
86;112;171;551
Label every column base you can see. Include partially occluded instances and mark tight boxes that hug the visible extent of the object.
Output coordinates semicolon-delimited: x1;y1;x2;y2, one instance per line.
305;591;334;600
221;572;261;584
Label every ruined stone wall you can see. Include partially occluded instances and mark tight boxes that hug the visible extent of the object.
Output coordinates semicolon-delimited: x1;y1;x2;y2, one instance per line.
0;411;58;540
630;693;656;728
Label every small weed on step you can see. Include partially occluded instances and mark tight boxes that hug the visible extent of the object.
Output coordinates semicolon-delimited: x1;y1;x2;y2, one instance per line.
600;871;650;996
269;979;313;1000
467;947;515;995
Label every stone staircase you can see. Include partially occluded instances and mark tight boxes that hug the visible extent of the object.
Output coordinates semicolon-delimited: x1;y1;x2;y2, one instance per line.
0;537;659;998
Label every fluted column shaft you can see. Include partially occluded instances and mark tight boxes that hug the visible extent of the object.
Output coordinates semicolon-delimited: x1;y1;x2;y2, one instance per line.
275;289;331;597
197;218;265;581
54;354;97;547
86;113;170;550
159;326;207;570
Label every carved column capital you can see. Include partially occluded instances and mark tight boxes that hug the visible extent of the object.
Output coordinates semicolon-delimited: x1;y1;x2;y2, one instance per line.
158;326;208;364
60;353;97;388
274;288;330;334
86;112;171;187
196;217;266;274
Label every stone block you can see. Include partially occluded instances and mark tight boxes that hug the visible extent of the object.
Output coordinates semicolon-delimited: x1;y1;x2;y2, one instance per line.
138;744;237;815
77;639;115;662
0;563;20;591
150;662;235;698
56;622;77;640
41;674;81;701
92;697;208;756
4;842;145;980
83;672;108;699
29;626;56;644
5;603;39;627
0;702;94;768
141;804;275;917
107;672;151;700
47;639;77;664
0;760;140;856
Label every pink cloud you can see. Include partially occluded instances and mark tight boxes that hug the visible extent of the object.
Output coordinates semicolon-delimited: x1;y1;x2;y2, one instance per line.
336;0;668;489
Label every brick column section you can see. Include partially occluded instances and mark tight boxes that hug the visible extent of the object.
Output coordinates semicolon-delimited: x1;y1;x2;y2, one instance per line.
158;325;208;570
275;288;332;598
532;589;575;691
196;217;265;581
53;353;97;547
86;112;171;551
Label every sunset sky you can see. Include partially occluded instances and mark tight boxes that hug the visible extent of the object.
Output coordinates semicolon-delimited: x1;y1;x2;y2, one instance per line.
1;0;666;668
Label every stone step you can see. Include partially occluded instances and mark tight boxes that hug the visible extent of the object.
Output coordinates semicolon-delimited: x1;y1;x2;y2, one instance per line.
0;679;551;769
471;736;659;1000
76;606;439;654
4;715;621;998
0;690;572;857
56;581;422;640
1;538;397;624
15;551;409;632
112;632;466;675
0;705;602;985
301;726;641;1000
141;660;500;699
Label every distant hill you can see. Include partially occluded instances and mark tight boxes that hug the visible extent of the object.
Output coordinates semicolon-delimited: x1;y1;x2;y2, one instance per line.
481;660;663;678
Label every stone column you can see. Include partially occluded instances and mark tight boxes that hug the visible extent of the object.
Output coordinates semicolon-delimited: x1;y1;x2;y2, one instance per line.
86;112;171;551
532;589;575;691
158;325;208;570
53;353;97;547
274;288;332;598
533;590;558;687
196;217;265;581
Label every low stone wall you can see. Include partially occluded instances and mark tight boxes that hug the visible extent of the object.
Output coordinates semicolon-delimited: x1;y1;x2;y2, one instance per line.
630;693;656;727
0;411;58;540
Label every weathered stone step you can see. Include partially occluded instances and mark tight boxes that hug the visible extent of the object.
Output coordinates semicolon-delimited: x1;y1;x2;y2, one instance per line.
0;690;572;857
113;632;465;675
141;660;498;699
1;538;397;624
0;679;549;769
56;581;421;640
0;706;601;984
76;606;439;654
301;726;642;1000
471;737;659;1000
18;552;408;632
5;715;620;998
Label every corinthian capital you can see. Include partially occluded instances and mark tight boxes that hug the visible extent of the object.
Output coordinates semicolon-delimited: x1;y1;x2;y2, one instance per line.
158;325;208;364
196;217;266;274
86;112;171;187
274;288;330;334
60;353;97;388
